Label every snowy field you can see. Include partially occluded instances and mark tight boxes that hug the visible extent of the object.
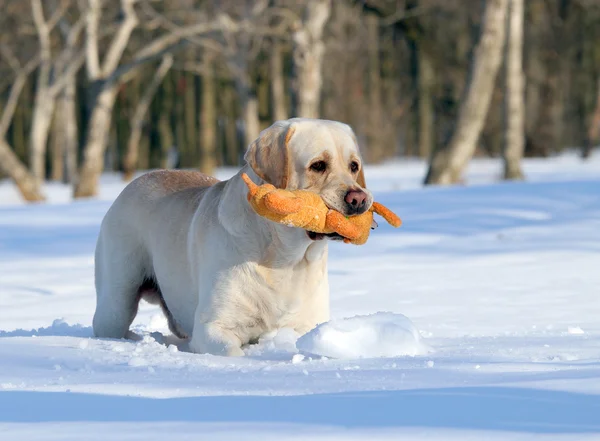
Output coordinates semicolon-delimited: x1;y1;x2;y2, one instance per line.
1;152;600;440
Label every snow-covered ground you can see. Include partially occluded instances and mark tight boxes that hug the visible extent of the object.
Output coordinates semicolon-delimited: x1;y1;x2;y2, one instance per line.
1;152;600;440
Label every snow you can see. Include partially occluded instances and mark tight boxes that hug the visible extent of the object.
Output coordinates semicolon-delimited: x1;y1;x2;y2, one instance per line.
1;151;600;440
296;312;429;359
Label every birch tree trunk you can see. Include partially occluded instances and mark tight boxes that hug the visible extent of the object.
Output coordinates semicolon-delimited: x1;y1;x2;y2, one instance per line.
74;87;119;198
236;74;260;149
61;81;79;184
75;0;215;196
242;90;260;149
29;0;54;184
0;66;45;202
122;55;173;181
293;0;331;118
50;80;79;183
0;139;45;202
271;41;288;121
199;60;217;175
74;0;137;197
503;0;525;179
29;94;55;183
50;114;64;182
425;0;509;185
418;45;435;159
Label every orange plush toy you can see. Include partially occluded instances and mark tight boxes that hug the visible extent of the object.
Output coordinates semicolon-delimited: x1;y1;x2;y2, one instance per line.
241;173;401;245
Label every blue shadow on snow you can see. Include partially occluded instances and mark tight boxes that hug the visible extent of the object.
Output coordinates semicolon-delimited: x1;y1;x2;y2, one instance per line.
1;387;599;433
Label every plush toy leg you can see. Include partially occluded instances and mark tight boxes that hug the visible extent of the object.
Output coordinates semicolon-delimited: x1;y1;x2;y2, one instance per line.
372;202;402;227
264;192;303;215
325;210;361;240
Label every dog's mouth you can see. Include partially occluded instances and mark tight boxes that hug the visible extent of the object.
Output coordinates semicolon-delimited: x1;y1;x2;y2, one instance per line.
306;231;345;241
306;218;379;242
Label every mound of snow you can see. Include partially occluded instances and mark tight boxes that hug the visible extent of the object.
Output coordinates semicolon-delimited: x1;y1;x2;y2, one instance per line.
296;312;429;359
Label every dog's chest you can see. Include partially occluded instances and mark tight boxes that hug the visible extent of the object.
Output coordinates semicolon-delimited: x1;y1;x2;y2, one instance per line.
251;253;327;330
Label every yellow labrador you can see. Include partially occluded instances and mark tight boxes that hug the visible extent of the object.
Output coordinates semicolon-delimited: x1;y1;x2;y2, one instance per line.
93;118;372;356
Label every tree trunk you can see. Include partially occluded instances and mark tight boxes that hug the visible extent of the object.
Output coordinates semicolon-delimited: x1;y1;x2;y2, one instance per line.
583;78;600;159
293;0;332;118
223;85;239;166
425;0;509;185
123;55;173;181
184;70;197;166
243;94;260;149
199;61;217;175
13;92;28;161
0;139;45;202
0;61;44;201
271;41;288;121
237;77;260;149
175;74;187;167
366;14;385;163
73;86;119;198
158;73;176;169
29;91;55;184
61;81;79;184
50;114;64;182
503;0;525;179
29;0;53;185
418;45;435;159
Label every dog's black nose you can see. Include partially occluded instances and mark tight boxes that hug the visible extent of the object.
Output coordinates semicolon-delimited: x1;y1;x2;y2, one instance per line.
345;189;368;214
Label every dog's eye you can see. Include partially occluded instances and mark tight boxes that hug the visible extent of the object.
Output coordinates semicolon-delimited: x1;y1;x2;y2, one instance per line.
350;161;360;173
310;161;327;173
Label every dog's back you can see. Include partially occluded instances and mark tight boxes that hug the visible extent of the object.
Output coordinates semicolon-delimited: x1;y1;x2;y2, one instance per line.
93;170;220;339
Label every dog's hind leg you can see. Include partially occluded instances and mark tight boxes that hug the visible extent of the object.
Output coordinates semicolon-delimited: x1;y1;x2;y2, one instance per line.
92;230;146;340
139;279;189;339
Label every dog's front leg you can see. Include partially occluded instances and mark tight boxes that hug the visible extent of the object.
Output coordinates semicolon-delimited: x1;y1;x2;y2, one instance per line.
187;272;251;357
189;321;245;356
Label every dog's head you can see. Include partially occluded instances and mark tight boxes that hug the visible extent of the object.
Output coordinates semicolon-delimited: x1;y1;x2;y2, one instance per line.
245;118;372;217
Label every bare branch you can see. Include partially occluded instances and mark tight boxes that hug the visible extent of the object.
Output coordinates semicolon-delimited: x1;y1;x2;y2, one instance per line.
46;0;71;30
379;5;427;26
101;0;139;76
48;50;86;96
140;1;221;52
85;0;101;78
0;58;40;138
31;0;52;61
0;45;21;72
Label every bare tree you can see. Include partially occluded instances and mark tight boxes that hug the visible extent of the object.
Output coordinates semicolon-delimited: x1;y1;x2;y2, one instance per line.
199;54;217;175
29;0;84;184
123;54;173;181
0;55;45;201
292;0;331;118
425;0;509;185
217;2;269;149
74;0;219;198
215;1;298;147
270;40;288;121
55;80;79;184
365;13;384;162
74;0;139;197
503;0;525;179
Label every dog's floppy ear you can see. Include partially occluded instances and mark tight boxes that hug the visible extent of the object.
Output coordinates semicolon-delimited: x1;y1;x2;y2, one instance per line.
357;166;366;189
244;121;296;189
